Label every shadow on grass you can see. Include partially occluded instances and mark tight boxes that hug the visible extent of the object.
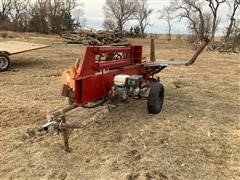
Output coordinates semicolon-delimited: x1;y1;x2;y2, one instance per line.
10;57;49;70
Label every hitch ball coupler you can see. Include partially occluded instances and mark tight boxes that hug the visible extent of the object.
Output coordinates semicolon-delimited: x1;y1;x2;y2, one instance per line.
40;121;58;133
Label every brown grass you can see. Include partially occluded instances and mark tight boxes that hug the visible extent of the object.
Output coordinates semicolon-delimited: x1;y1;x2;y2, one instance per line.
0;34;239;179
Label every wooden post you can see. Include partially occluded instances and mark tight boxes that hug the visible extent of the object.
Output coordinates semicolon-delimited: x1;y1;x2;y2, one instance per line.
150;39;156;62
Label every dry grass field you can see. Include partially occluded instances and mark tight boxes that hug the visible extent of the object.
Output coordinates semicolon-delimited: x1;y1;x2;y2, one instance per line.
0;33;239;179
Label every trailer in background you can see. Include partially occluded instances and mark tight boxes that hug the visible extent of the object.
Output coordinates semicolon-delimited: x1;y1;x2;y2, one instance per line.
0;41;49;72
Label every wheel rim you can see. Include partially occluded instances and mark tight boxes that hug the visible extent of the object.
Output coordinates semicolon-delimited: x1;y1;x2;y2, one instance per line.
0;56;8;70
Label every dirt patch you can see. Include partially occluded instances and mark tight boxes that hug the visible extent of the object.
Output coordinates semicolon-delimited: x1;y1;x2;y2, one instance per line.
0;36;239;179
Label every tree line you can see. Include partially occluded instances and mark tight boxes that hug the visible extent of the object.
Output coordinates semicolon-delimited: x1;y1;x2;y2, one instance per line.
103;0;239;42
0;0;80;34
0;0;239;43
160;0;240;43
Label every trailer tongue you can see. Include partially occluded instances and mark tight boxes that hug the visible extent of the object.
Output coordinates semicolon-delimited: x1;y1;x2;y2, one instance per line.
39;39;209;152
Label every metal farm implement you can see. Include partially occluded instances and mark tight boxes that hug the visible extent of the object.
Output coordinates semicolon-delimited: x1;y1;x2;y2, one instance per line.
0;41;49;71
39;39;210;152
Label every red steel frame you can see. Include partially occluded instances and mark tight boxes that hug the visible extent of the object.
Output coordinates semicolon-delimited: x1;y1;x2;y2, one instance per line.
73;45;161;106
41;39;210;152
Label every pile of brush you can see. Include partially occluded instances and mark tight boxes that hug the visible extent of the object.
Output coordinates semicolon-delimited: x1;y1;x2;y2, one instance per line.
208;42;239;54
61;29;127;45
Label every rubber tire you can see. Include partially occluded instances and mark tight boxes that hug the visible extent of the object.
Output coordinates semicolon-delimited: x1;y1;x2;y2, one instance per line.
147;82;164;114
0;52;10;72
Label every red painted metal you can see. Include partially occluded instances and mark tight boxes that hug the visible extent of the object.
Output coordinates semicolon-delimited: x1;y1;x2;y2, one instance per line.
64;38;210;106
41;40;210;152
73;45;159;106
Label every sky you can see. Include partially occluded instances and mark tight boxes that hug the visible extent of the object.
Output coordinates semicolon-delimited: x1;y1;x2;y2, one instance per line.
77;0;238;35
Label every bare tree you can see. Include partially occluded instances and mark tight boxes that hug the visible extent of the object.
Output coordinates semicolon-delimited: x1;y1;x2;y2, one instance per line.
0;0;12;30
28;0;78;34
103;19;117;31
232;19;240;50
159;6;174;41
135;0;153;37
103;0;138;34
47;0;68;33
0;0;82;33
0;0;12;17
170;0;211;41
61;0;77;30
11;0;30;31
72;2;86;28
225;0;240;41
28;0;49;33
206;0;227;41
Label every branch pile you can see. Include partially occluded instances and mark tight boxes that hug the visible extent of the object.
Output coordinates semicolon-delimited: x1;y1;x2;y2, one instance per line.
194;41;239;54
208;42;239;54
61;29;127;45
